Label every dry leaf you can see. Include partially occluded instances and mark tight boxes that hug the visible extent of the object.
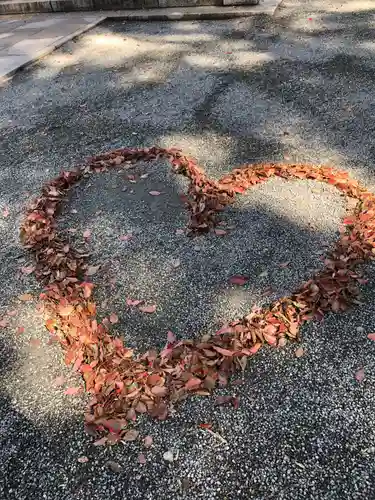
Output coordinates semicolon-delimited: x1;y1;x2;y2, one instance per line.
83;229;91;239
139;304;156;314
20;266;35;275
119;234;133;242
16;326;25;335
214;229;227;236
295;347;305;358
171;258;181;269
30;338;41;348
126;298;143;307
93;437;107;446
167;330;176;344
175;229;184;235
144;435;153;448
355;368;365;383
64;387;81;396
53;375;65;386
279;262;290;269
18;293;33;301
2;207;9;218
138;453;146;464
163;450;174;463
367;333;375;341
77;456;89;463
109;313;119;324
149;191;161;196
86;265;100;276
185;378;201;391
122;429;139;442
107;460;122;473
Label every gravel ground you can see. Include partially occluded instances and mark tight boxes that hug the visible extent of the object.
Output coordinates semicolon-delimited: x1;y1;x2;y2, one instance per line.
2;1;375;499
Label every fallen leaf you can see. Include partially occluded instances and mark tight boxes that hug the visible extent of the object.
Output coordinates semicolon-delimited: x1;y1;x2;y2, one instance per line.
119;234;133;242
16;326;25;335
279;262;290;269
139;304;156;314
214;229;227;236
93;437;107;446
151;386;168;397
175;229;184;235
138;453;147;464
122;429;139;442
229;275;249;286
83;229;91;239
126;298;143;307
149;191;161;196
86;265;100;276
20;266;35;275
64;387;81;396
258;271;268;278
232;396;240;410
215;325;233;335
30;338;41;347
167;330;176;344
107;460;122;473
355;368;365;383
109;312;119;324
295;347;305;358
214;396;233;406
77;456;89;463
18;293;33;301
184;378;201;391
7;310;17;317
2;207;9;218
53;375;65;386
58;305;74;317
367;333;375;341
140;173;149;179
199;423;212;429
144;435;153;448
171;258;181;269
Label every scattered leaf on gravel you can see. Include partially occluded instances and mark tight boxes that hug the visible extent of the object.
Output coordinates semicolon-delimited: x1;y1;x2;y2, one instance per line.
64;387;81;396
16;326;25;335
214;396;233;406
144;435;153;448
216;325;233;335
109;312;119;324
83;229;91;239
232;396;240;409
53;375;65;386
122;429;139;442
199;423;212;429
355;368;365;383
107;460;122;473
0;319;9;328
20;266;35;275
214;229;227;236
229;275;249;286
175;229;184;235
139;304;156;314
258;271;269;278
295;347;305;358
171;258;181;269
2;207;9;218
279;262;290;268
367;333;375;341
18;293;33;301
7;310;17;317
30;338;41;347
149;191;161;196
138;453;146;464
93;437;107;446
119;234;133;242
86;265;100;276
77;456;89;463
151;386;168;397
126;298;143;307
184;378;201;390
163;450;174;463
167;330;176;344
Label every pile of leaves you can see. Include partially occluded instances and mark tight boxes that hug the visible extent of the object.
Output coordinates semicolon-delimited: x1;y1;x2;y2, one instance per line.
20;146;375;443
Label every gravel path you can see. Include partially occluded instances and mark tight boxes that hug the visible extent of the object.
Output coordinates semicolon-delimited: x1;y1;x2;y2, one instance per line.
2;1;375;499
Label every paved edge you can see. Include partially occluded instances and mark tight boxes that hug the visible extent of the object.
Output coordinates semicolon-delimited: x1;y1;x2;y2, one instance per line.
0;15;106;84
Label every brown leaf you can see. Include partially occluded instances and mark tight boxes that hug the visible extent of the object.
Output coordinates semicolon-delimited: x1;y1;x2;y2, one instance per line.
93;437;107;446
109;312;119;324
53;375;65;386
16;326;25;335
167;330;176;344
214;396;232;406
77;456;89;463
229;275;249;286
213;345;234;357
122;429;139;442
151;386;168;397
139;304;156;314
83;229;91;239
148;373;163;386
18;293;33;301
135;401;147;413
58;305;74;317
149;191;161;196
107;460;122;473
144;435;153;448
20;266;35;275
126;298;143;307
214;229;227;236
295;347;305;358
2;207;9;218
138;453;147;464
0;319;9;328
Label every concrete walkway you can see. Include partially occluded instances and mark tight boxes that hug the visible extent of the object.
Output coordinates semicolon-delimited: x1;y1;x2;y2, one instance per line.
0;1;280;83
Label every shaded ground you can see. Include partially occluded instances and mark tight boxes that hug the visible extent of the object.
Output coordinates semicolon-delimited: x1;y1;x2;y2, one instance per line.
2;1;375;499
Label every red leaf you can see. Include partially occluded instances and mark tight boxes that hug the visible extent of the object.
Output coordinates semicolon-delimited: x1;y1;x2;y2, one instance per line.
16;326;25;335
214;229;227;236
80;364;93;373
126;298;143;307
149;191;161;196
53;375;65;386
167;330;176;344
229;275;249;286
215;325;233;335
144;435;153;448
199;423;212;429
232;396;240;410
139;304;156;314
368;333;375;341
343;216;356;225
109;312;119;324
355;368;365;382
77;456;89;463
184;378;202;391
83;229;91;239
2;207;9;218
64;387;81;396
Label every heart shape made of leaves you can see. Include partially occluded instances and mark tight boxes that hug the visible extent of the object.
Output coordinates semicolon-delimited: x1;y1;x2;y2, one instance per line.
21;146;375;442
